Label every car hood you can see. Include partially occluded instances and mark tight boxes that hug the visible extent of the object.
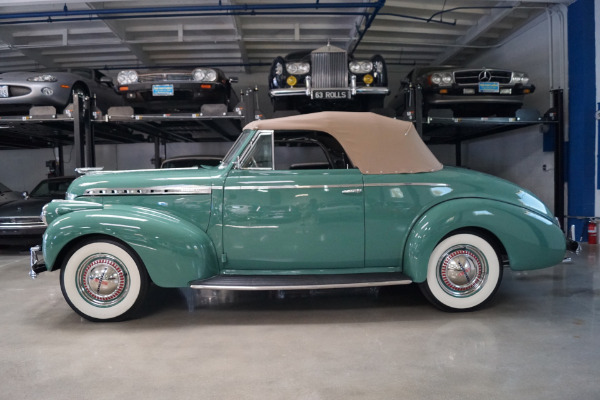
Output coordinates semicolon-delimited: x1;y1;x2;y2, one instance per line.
67;167;223;198
0;70;74;81
0;191;21;207
0;197;52;217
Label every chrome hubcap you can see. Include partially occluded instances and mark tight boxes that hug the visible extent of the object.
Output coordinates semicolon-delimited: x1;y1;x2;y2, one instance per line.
76;254;129;307
437;245;488;297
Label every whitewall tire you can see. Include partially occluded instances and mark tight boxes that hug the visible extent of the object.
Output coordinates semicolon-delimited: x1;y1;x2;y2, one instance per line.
419;233;502;311
60;239;149;322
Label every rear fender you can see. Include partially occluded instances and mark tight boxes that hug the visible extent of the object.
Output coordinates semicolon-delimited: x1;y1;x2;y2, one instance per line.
44;204;219;287
402;199;566;283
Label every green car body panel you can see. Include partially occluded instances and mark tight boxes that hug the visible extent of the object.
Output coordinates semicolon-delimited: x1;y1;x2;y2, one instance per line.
42;165;565;287
39;112;567;296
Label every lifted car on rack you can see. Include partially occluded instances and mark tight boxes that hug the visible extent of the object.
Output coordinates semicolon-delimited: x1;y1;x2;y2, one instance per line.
0;68;122;115
391;66;536;119
269;44;389;113
30;112;574;321
116;67;239;114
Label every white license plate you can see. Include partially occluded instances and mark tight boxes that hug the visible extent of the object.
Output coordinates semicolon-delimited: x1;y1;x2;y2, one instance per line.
0;85;8;98
312;90;350;100
479;82;500;93
152;84;174;96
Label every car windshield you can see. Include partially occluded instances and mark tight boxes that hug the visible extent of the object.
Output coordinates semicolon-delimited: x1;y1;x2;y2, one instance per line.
162;158;222;168
221;129;254;167
30;179;72;199
0;182;11;194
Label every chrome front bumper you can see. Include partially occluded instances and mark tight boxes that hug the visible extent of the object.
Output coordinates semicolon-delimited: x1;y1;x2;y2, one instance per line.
29;245;46;279
270;76;389;98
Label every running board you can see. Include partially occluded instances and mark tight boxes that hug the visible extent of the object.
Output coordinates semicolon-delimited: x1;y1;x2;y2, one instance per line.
190;272;412;291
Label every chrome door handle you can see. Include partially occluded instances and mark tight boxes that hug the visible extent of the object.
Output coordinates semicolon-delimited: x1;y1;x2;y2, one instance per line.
342;188;362;194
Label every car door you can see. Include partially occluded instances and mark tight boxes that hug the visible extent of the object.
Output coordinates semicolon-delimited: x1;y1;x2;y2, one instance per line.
222;130;365;271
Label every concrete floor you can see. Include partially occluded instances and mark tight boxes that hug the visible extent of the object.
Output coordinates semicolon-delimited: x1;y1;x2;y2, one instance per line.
0;245;598;400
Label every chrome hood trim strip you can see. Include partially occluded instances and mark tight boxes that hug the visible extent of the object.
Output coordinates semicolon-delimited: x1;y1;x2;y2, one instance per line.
82;185;212;196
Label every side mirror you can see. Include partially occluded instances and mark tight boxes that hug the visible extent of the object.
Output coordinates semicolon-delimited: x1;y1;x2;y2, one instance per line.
229;77;239;84
22;191;29;200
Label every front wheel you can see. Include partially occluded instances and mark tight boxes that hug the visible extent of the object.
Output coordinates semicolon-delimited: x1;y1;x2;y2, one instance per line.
419;233;503;311
60;239;149;322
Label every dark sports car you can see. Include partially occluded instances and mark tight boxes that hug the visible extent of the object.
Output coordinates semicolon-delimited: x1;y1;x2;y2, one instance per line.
269;44;389;113
392;66;536;119
0;176;74;247
116;68;239;114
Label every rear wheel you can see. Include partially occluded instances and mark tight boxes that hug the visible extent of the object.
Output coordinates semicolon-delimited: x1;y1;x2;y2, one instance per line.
419;233;502;311
60;239;149;322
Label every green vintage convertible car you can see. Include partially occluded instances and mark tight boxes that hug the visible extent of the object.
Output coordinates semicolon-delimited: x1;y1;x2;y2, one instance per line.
30;112;573;321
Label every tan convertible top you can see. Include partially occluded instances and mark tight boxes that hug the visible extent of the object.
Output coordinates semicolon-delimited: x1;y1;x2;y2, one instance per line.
244;111;442;174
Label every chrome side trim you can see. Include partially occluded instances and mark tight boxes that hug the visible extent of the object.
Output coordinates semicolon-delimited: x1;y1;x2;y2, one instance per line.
364;182;449;187
190;279;412;291
225;184;362;191
82;185;212;196
225;183;448;191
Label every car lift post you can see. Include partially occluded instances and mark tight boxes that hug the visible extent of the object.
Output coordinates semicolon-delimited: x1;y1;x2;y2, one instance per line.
73;92;94;169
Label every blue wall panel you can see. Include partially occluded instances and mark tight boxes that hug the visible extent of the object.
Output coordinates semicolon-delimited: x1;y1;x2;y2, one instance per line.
567;0;596;235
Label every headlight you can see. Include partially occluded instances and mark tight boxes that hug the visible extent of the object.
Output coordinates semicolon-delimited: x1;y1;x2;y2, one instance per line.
430;72;453;86
285;62;310;75
117;70;138;85
193;68;218;82
512;72;530;85
349;60;373;74
27;74;57;82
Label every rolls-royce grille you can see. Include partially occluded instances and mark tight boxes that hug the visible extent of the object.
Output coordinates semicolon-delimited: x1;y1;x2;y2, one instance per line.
454;70;512;84
138;73;192;83
311;51;348;89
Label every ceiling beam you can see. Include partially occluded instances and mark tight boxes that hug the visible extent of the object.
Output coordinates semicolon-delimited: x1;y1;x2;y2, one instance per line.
85;2;154;67
430;3;519;65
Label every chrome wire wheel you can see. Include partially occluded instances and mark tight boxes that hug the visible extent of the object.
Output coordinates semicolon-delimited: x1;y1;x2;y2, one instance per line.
436;244;488;298
60;239;149;322
75;254;131;308
420;233;502;311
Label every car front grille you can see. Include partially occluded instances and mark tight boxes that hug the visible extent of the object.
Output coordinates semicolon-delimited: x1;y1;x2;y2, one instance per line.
311;47;348;89
454;70;512;84
138;73;193;83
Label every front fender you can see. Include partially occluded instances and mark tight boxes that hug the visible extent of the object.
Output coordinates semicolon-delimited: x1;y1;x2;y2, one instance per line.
403;198;566;283
43;203;219;287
